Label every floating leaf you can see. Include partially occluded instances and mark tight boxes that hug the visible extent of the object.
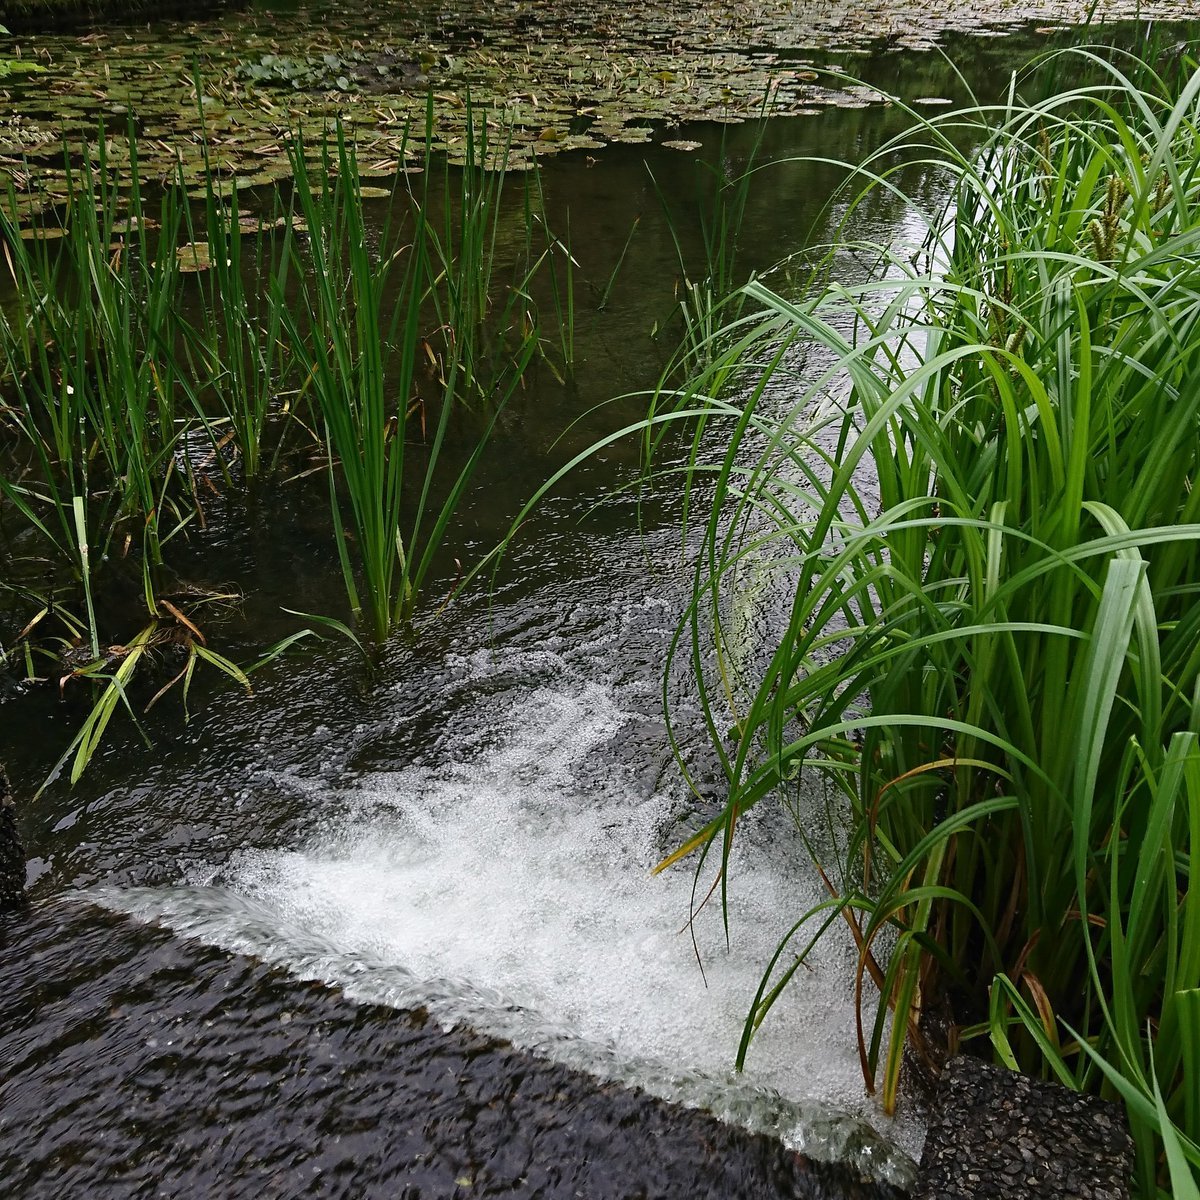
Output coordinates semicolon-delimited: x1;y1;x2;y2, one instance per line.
174;242;217;272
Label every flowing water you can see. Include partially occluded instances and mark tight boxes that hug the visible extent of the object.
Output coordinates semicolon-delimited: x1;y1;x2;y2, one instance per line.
3;9;1196;1197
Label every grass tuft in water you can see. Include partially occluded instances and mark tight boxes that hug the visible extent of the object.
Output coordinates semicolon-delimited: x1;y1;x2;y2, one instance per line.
1;107;574;779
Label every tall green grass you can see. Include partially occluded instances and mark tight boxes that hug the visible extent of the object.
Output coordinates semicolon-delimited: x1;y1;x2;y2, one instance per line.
648;117;768;377
656;50;1200;1197
279;119;546;639
1;109;574;777
0;136;193;623
179;164;297;486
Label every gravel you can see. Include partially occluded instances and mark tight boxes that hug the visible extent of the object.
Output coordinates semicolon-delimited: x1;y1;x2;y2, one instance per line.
914;1055;1133;1200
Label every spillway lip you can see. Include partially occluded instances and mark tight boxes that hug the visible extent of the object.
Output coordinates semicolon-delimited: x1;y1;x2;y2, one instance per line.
92;880;922;1189
76;659;925;1189
2;894;916;1200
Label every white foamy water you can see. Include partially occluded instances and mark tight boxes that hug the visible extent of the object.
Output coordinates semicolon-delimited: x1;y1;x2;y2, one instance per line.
98;630;922;1185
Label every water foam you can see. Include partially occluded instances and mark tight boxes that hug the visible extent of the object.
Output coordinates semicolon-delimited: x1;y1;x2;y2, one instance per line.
98;641;922;1185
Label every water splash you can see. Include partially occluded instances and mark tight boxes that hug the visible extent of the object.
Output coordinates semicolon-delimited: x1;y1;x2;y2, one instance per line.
97;636;922;1187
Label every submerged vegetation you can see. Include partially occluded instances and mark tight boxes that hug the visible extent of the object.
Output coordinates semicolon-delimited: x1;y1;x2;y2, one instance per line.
658;47;1200;1197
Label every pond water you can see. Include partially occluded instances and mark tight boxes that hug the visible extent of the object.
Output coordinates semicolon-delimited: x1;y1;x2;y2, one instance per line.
2;6;1197;1197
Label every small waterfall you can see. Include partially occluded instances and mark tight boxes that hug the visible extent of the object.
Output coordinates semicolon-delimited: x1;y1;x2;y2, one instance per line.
97;629;923;1187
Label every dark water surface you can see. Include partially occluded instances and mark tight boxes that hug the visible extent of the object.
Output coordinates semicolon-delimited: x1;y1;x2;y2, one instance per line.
0;902;905;1200
3;13;1197;1199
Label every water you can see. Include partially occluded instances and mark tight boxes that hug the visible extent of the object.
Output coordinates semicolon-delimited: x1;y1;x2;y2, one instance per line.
6;514;924;1187
0;901;902;1199
4;12;1196;1196
95;579;920;1180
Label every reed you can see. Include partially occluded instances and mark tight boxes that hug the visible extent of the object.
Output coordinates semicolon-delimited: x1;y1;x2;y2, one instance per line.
178;161;298;486
419;103;509;390
0;134;193;617
648;117;767;376
277;119;545;640
2;108;573;779
276;129;426;641
656;49;1200;1197
525;167;577;378
416;107;575;389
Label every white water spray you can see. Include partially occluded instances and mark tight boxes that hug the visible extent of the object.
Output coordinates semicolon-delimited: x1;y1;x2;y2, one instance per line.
100;612;923;1185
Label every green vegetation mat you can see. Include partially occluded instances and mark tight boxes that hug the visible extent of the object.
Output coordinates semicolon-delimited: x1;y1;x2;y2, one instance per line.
651;45;1200;1200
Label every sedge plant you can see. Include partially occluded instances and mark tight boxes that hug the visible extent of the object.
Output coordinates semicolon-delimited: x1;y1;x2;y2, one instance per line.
279;116;557;641
653;49;1200;1197
0;128;330;778
3;105;573;779
0;134;195;620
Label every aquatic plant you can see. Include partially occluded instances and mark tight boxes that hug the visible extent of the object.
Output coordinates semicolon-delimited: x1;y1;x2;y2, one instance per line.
418;104;535;391
1;105;576;780
0;0;1052;223
0;136;193;611
648;117;767;376
277;114;556;640
0;24;43;78
237;52;359;92
177;166;299;485
655;49;1200;1197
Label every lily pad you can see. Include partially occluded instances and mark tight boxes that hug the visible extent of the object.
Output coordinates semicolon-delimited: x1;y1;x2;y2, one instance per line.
174;241;223;272
0;0;1192;203
111;216;160;233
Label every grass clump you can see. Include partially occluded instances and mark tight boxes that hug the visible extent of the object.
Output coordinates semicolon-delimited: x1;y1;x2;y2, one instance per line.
659;49;1200;1197
647;119;766;377
279;114;550;640
0;110;574;780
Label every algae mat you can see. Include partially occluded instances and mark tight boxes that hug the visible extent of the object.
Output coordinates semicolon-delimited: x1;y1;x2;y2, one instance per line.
0;0;1195;223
